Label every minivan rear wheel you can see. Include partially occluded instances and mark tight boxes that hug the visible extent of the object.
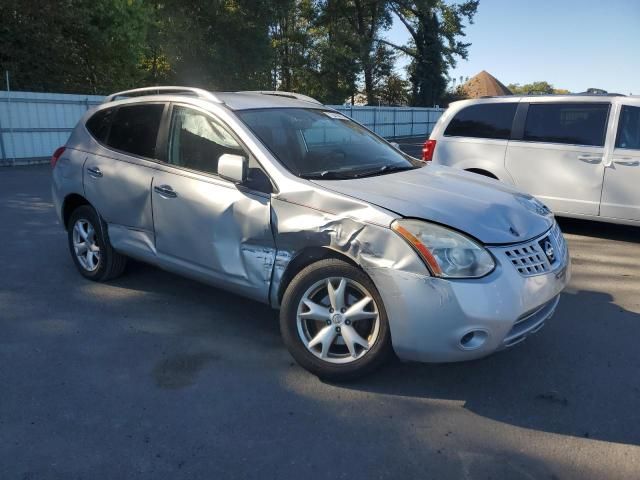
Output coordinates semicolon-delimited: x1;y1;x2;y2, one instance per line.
280;259;392;380
67;205;127;282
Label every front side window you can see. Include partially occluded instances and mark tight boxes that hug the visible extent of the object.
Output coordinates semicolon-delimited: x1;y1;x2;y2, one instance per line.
523;103;609;147
444;103;517;140
237;108;421;179
168;106;244;175
107;104;164;158
615;105;640;150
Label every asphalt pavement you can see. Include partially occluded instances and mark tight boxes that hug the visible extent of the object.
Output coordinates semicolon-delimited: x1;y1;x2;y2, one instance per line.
1;165;639;479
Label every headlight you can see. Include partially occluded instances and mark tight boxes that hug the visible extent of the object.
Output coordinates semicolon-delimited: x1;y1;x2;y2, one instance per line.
392;219;495;278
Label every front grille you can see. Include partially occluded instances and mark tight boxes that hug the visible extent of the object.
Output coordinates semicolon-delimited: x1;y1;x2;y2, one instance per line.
504;242;549;275
497;223;568;277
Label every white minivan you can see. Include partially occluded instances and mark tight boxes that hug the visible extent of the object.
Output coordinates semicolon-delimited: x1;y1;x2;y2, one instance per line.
427;95;640;225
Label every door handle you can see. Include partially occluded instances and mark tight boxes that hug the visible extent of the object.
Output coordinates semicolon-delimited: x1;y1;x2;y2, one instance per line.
154;184;177;198
86;166;103;178
613;158;640;166
577;154;602;164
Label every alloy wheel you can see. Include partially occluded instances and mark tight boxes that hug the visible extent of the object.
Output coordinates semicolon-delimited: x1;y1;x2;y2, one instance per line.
296;277;380;364
72;218;101;272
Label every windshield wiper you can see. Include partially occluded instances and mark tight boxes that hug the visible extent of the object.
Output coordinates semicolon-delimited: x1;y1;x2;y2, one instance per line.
300;170;355;180
301;164;417;180
352;164;416;178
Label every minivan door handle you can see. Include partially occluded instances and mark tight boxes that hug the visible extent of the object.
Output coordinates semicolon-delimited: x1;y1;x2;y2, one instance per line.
154;184;178;198
577;154;602;164
86;166;103;178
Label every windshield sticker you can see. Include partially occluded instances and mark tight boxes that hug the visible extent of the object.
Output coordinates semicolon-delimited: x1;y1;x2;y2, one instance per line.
324;111;348;120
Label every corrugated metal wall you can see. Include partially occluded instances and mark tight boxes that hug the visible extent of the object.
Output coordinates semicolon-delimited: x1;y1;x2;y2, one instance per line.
0;91;443;166
330;105;444;138
0;91;103;165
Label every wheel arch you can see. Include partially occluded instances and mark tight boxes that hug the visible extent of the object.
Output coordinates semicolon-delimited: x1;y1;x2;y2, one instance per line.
274;246;359;307
465;168;499;180
62;193;91;230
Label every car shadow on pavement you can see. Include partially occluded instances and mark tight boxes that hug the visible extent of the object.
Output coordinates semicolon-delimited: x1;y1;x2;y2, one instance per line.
336;286;640;447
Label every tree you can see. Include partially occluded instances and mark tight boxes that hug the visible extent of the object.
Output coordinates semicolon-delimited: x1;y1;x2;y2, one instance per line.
376;72;410;105
155;0;275;90
378;0;478;106
338;0;392;104
508;81;570;95
0;0;150;94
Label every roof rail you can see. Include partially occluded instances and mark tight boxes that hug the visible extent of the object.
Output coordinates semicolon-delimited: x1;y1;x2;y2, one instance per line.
103;86;223;103
240;90;323;105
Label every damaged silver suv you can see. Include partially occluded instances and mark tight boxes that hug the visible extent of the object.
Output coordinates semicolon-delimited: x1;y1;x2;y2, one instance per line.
52;87;570;380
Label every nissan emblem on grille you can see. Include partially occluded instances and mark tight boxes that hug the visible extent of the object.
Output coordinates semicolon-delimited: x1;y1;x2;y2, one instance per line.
541;239;556;263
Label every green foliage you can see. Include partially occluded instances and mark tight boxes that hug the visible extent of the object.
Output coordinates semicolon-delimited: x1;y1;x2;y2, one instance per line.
0;0;480;105
376;73;410;105
0;0;150;93
508;81;570;95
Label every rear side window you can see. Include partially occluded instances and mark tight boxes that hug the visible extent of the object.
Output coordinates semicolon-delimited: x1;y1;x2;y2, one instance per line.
615;105;640;150
86;108;115;143
444;103;517;140
107;104;165;158
524;103;609;147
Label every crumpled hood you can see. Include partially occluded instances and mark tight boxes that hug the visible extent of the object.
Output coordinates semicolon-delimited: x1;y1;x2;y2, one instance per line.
312;164;554;244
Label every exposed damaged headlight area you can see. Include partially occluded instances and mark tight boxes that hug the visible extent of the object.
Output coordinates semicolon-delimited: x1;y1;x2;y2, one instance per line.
269;194;429;306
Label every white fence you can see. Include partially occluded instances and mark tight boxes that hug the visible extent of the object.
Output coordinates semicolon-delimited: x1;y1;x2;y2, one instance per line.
330;105;444;139
0;91;104;165
0;91;443;166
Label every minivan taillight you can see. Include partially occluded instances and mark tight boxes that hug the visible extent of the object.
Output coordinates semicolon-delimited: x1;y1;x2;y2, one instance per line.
422;139;436;162
51;146;66;168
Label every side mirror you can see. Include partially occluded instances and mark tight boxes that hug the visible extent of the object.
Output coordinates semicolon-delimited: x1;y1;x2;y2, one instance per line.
390;142;400;149
218;154;247;184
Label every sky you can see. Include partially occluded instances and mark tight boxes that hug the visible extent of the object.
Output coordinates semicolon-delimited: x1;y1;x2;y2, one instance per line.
385;0;640;94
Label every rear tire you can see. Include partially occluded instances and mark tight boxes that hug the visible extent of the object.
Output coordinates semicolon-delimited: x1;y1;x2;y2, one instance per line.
280;259;392;381
67;205;127;282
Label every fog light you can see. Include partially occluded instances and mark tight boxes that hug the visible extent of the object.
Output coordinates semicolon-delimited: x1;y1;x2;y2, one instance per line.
459;330;488;350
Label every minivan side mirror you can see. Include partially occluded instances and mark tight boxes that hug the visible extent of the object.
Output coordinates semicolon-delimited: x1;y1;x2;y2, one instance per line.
218;154;247;184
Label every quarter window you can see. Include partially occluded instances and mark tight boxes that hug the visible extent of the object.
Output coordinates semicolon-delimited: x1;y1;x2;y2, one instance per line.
615;105;640;150
107;104;164;158
523;103;609;147
168;106;245;175
444;103;517;140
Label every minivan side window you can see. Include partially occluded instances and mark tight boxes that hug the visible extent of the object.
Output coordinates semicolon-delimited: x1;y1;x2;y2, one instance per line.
523;103;609;147
615;105;640;150
107;104;165;158
444;103;517;140
86;107;116;143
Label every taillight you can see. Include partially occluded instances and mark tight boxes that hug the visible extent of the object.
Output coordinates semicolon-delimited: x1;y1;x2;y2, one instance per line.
51;146;66;168
422;139;436;162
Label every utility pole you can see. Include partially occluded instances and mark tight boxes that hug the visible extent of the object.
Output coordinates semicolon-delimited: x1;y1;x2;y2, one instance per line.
5;71;15;165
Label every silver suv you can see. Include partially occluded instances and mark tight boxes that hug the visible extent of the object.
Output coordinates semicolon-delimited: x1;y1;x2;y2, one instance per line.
52;87;570;379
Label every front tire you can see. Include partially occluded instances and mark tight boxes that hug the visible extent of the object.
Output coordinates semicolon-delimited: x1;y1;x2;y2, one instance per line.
67;205;127;282
280;259;392;381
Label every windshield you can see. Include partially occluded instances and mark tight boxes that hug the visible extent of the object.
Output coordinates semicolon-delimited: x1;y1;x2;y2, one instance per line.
236;108;423;179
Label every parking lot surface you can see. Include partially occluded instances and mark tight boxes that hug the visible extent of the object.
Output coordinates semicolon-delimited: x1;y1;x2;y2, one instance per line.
1;165;640;479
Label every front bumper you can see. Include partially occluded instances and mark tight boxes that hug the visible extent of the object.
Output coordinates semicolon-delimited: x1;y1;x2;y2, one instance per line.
365;234;571;363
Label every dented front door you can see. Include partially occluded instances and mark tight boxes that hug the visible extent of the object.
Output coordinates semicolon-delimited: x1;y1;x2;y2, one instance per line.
151;167;275;303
